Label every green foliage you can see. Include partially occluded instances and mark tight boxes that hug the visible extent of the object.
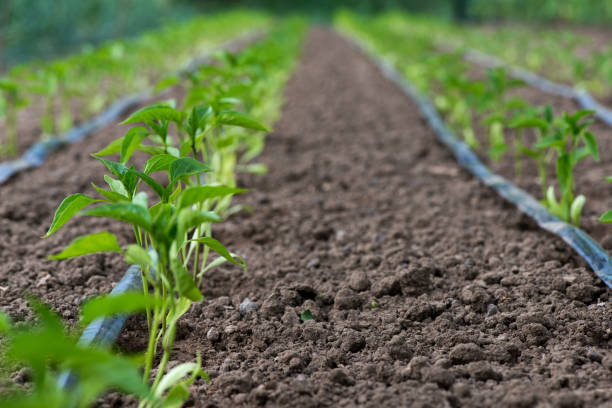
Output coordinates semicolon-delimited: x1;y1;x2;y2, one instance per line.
0;298;150;408
34;18;307;407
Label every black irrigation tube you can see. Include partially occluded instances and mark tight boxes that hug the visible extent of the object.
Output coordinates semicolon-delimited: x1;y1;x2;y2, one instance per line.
342;32;612;290
461;48;612;128
0;30;265;185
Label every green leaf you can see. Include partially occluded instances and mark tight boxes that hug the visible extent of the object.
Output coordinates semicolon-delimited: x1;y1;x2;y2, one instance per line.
144;154;178;175
44;193;98;237
600;210;612;223
93;137;124;157
81;292;160;325
125;244;152;266
82;203;152;231
570;195;586;226
95;156;129;179
121;104;184;125
121;127;148;165
155;362;201;397
217;110;270;131
105;175;129;196
129;170;166;201
178;185;247;209
583;131;599;161
49;232;121;260
534;135;565;149
169;157;211;184
556;154;572;194
173;264;203;301
190;237;246;271
92;183;129;202
177;209;221;246
300;309;314;322
508;117;548;130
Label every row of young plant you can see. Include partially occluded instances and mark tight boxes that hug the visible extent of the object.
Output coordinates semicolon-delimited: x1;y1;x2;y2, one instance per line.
0;10;270;157
336;11;612;227
365;11;612;98
0;18;306;408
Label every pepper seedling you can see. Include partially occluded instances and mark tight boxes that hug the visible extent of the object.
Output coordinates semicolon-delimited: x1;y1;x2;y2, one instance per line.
534;109;598;225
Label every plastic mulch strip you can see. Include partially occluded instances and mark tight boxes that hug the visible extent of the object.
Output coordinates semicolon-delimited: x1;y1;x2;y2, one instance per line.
462;49;612;129
343;32;612;290
0;30;265;185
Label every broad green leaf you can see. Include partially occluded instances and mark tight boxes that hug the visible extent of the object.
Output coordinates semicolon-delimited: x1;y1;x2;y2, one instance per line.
44;193;98;237
95;157;129;179
169;157;211;184
144;154;178;175
556;154;571;194
129;170;166;200
583;131;599;161
105;175;129;196
125;244;152;266
155;362;201;397
93;137;124;156
49;232;121;260
217;110;270;131
508;117;548;130
178;185;246;209
121;104;184;125
121;127;148;164
177;210;221;246
600;210;612;223
162;384;190;408
173;264;203;301
82;203;152;231
92;183;129;202
154;75;180;94
191;237;246;271
81;292;160;325
534;135;564;149
570;195;586;226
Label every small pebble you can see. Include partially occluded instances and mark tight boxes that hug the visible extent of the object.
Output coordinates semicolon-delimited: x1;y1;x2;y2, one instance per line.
207;328;221;342
239;298;259;313
307;258;320;269
485;304;499;318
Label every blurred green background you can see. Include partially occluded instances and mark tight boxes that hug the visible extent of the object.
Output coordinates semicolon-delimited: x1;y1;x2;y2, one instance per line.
1;0;611;70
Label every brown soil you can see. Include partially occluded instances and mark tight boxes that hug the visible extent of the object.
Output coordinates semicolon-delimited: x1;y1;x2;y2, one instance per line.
3;28;612;407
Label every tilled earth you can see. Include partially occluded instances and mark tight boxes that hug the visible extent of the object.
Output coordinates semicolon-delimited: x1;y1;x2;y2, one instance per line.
2;29;612;407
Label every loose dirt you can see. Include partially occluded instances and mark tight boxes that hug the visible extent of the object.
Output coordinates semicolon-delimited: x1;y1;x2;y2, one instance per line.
2;29;612;407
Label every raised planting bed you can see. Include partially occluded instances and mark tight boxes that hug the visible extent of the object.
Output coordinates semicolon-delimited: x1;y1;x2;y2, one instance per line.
3;27;612;407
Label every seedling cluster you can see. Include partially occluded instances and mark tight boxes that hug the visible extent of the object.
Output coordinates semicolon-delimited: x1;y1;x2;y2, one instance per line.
0;10;270;157
0;18;305;407
337;11;605;227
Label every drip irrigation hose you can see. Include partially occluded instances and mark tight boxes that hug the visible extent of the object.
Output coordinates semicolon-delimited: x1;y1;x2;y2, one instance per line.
462;49;612;128
0;30;266;185
343;33;612;290
57;265;143;389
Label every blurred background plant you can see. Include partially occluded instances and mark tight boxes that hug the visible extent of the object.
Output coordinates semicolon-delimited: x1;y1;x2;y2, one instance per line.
3;0;611;72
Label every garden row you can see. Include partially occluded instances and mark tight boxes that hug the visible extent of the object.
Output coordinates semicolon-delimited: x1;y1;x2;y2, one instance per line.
0;18;306;407
366;11;612;99
336;11;612;243
0;10;270;158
